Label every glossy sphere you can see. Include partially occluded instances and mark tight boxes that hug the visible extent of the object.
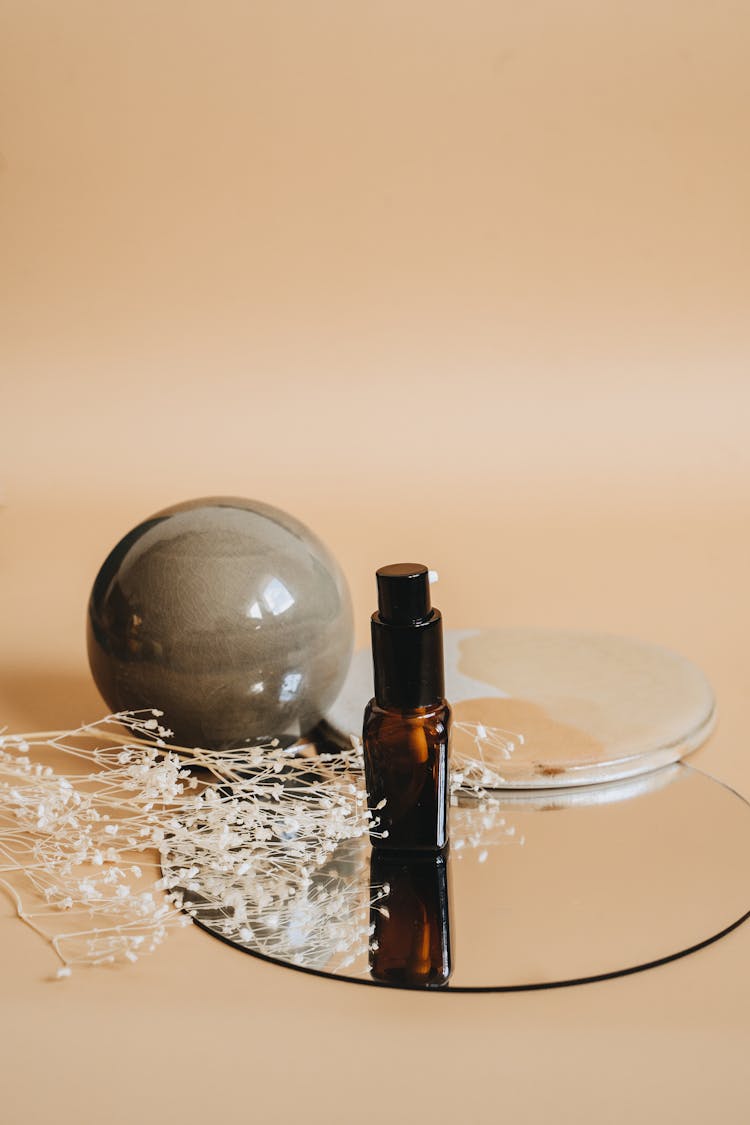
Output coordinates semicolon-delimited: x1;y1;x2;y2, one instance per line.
87;497;354;749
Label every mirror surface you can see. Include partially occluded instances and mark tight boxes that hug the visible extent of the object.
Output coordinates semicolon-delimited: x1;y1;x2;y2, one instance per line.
164;765;750;990
326;629;716;787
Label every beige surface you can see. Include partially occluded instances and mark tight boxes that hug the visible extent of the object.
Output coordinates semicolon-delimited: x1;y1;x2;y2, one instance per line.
1;2;749;1123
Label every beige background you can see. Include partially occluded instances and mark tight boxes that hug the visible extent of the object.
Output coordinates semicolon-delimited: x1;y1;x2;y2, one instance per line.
1;3;749;1122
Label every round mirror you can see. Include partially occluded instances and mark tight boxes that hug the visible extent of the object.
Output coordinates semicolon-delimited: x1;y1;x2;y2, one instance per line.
326;629;716;787
164;765;750;990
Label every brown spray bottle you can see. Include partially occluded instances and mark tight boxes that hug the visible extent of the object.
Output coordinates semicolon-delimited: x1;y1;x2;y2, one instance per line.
362;563;451;851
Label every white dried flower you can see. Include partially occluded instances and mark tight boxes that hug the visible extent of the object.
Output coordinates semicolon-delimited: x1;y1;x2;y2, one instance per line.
0;708;512;976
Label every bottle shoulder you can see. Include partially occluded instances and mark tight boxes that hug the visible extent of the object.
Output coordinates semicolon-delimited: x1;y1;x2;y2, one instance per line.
364;698;451;729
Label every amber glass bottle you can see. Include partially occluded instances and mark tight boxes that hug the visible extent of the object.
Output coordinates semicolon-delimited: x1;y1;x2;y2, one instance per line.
362;563;451;851
369;849;452;988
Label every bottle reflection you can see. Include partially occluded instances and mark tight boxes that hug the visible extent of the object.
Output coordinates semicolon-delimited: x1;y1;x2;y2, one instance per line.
369;849;452;989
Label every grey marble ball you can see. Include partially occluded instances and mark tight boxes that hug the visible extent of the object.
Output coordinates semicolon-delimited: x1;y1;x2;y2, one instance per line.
87;497;354;749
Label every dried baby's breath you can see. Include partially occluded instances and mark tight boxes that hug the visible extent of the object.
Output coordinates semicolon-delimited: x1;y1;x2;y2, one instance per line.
0;711;521;978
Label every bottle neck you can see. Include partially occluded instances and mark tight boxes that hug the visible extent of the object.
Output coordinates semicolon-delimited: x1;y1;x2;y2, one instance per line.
371;609;445;710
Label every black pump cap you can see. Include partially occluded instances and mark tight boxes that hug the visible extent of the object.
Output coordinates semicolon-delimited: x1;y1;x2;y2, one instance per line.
371;562;445;710
376;563;433;626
